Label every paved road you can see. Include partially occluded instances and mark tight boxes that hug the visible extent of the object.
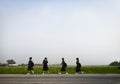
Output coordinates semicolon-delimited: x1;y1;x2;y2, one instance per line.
0;74;120;84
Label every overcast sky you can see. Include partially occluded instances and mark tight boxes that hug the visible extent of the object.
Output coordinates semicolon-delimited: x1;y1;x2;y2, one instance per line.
0;0;120;65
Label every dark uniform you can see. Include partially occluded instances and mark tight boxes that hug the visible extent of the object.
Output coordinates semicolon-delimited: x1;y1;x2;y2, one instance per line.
43;57;48;71
61;58;67;72
76;58;81;72
27;57;34;74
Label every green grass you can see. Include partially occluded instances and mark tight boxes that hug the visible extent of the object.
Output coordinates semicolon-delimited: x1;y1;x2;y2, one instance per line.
82;66;120;74
0;66;120;74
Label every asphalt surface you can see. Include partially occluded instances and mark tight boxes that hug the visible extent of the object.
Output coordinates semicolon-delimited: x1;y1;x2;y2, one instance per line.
0;74;120;84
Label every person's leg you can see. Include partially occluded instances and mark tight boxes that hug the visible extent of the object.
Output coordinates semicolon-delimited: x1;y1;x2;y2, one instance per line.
64;68;66;74
31;70;34;74
65;68;68;74
46;67;49;74
42;70;45;75
42;67;45;75
76;67;80;74
27;70;30;75
60;67;64;74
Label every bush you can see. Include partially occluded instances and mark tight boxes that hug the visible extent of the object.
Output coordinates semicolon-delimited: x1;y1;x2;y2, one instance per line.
109;61;120;66
0;63;7;67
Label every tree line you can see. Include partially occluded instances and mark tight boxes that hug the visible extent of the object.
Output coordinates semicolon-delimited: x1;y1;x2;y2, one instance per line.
109;61;120;66
0;59;120;66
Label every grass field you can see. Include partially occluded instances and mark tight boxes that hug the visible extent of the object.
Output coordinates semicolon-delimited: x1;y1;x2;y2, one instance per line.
0;66;120;74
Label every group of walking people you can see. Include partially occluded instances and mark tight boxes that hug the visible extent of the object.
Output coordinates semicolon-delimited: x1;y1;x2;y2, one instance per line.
27;57;81;75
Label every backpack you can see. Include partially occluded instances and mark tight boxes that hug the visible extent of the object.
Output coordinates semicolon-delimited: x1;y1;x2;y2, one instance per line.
64;63;67;68
78;63;81;67
32;62;34;66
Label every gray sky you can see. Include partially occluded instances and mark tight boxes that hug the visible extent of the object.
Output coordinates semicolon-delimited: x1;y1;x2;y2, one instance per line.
0;0;120;65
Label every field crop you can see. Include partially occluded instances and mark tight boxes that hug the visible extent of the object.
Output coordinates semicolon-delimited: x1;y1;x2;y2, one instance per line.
0;66;120;74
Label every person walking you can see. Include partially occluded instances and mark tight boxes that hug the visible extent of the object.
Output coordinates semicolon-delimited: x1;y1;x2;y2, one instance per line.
42;57;49;75
60;58;68;74
27;57;34;75
76;58;81;74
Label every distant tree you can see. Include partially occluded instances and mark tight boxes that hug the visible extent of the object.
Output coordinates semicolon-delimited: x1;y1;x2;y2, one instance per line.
7;59;16;64
0;63;7;66
109;61;120;66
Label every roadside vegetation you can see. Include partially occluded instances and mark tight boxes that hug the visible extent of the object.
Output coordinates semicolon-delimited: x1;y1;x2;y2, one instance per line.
0;66;120;74
0;60;120;74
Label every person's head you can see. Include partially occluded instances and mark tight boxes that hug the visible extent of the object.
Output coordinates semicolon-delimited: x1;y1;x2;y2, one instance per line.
76;58;79;61
62;58;64;61
44;57;47;60
29;57;32;60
